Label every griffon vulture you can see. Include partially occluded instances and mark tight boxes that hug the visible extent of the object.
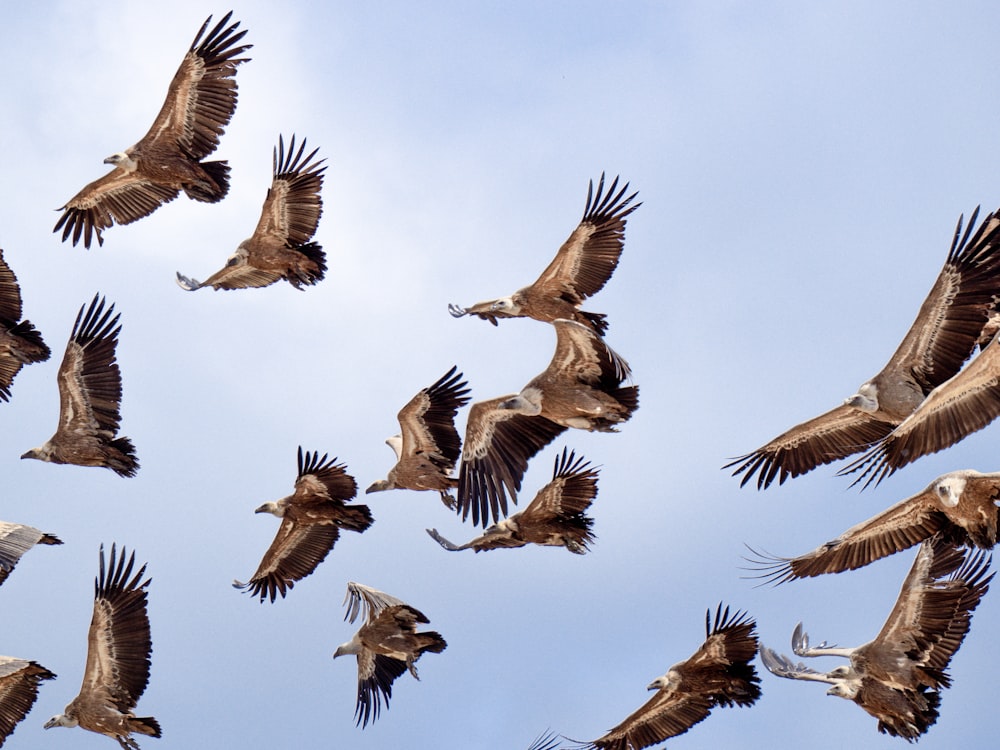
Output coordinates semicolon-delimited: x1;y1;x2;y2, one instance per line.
746;469;1000;584
176;134;327;290
449;173;639;336
234;447;372;602
44;544;160;749
53;12;251;248
759;537;992;741
457;318;638;527
366;366;471;508
333;582;446;728
0;521;61;588
582;604;760;750
0;249;50;401
21;295;137;477
0;656;55;747
428;447;599;553
725;206;1000;490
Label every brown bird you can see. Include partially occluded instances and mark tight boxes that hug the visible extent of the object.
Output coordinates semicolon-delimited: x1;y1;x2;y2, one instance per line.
428;448;599;553
21;294;138;477
0;656;56;746
726;206;1000;490
235;447;372;602
582;604;761;750
746;469;1000;584
449;173;640;335
0;521;62;587
176;134;327;291
366;366;471;508
333;582;447;728
53;12;251;248
0;249;50;401
457;319;638;527
44;544;160;749
759;536;992;741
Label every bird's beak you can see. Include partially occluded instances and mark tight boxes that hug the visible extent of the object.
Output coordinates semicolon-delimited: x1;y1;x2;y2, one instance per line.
253;504;269;514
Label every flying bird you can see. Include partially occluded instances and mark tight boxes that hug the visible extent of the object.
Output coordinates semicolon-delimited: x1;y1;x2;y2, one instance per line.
333;582;446;728
21;294;137;477
366;366;471;508
44;544;160;749
581;604;760;750
759;536;992;741
234;447;372;602
0;521;61;588
53;12;251;248
176;134;327;291
725;206;1000;490
746;469;1000;584
449;173;640;335
428;447;599;553
0;249;50;401
457;318;638;527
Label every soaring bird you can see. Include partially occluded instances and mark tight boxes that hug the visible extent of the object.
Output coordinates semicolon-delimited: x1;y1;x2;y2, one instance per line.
176;134;327;291
0;521;61;588
44;544;160;749
0;249;50;401
54;12;251;248
449;173;640;335
457;319;638;527
235;448;372;602
333;582;446;728
746;469;1000;584
726;206;1000;489
428;448;599;553
366;366;471;508
759;537;992;741
21;294;138;477
582;604;760;750
0;655;55;746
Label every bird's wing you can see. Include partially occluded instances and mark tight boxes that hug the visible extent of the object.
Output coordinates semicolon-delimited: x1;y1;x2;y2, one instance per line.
343;582;408;625
249;135;326;246
0;657;55;745
397;366;471;465
235;516;342;602
294;447;358;504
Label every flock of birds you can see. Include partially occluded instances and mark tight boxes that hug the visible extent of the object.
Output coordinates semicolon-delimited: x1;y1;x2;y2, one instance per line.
2;9;1000;750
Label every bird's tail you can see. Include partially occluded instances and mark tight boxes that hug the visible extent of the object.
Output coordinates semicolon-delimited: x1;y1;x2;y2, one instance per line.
288;241;327;288
8;320;51;363
186;160;231;202
340;503;375;533
109;436;140;478
129;715;161;738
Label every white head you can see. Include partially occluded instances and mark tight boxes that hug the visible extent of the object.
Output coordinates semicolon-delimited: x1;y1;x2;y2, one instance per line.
20;444;53;463
44;712;78;730
103;151;137;171
646;667;680;692
254;500;285;517
490;296;518;314
934;474;967;507
844;382;879;412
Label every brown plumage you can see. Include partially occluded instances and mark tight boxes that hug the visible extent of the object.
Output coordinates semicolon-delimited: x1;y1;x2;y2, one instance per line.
583;605;760;750
760;536;992;741
0;521;62;588
176;134;327;291
54;12;251;248
0;249;50;401
333;582;446;728
726;206;1000;489
449;173;640;335
21;294;138;477
235;447;372;603
457;319;638;527
44;544;160;750
366;366;471;508
0;655;55;746
428;448;599;553
746;469;1000;584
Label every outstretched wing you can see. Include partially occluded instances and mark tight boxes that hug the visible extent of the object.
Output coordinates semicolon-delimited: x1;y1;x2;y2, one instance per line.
398;366;471;466
294;447;358;505
249;134;326;247
0;522;61;588
343;582;408;625
0;656;56;745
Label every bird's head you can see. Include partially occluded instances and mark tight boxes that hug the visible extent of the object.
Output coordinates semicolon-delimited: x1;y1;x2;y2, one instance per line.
844;382;878;412
103;151;137;171
366;479;391;494
254;501;283;516
44;712;77;730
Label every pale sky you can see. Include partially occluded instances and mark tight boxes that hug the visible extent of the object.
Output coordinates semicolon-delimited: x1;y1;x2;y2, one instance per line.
2;2;999;748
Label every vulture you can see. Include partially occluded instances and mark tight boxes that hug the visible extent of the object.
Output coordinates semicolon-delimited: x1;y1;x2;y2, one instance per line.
21;294;137;477
333;582;446;728
44;544;160;749
582;604;760;750
0;521;61;588
725;206;1000;490
234;447;372;602
746;469;1000;584
366;366;471;509
0;656;55;747
176;134;327;291
427;447;599;553
457;318;638;527
0;249;50;401
449;172;640;335
759;536;992;741
53;12;251;249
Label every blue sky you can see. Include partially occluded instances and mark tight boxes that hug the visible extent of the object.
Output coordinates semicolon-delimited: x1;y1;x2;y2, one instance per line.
2;2;1000;748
